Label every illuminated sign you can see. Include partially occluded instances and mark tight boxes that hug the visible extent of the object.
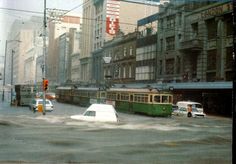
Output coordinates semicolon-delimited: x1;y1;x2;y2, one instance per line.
106;0;120;35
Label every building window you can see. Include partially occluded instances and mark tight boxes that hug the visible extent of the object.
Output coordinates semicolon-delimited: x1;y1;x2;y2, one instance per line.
129;65;132;78
226;16;233;36
206;72;216;82
166;59;174;75
206;18;217;40
123;66;126;78
176;56;180;74
159;60;163;75
207;49;216;70
225;47;233;69
167;15;175;29
159;19;163;30
130;46;133;56
191;23;198;38
160;39;163;52
166;36;175;50
124;47;127;57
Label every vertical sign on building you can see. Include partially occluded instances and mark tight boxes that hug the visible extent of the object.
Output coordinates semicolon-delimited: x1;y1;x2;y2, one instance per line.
106;0;120;35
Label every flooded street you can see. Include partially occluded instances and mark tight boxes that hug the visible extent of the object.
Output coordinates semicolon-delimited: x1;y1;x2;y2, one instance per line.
0;101;232;164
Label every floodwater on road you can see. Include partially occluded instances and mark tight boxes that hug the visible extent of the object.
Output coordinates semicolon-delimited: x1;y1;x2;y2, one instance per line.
0;101;232;164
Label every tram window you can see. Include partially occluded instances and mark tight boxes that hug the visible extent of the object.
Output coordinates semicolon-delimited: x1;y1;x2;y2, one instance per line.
100;92;106;98
121;93;129;101
130;95;133;101
162;96;168;103
150;95;153;103
134;94;148;103
154;96;160;103
117;94;120;100
169;96;173;103
107;92;116;100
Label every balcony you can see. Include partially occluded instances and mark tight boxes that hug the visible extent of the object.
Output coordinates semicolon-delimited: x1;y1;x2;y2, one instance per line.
179;38;203;52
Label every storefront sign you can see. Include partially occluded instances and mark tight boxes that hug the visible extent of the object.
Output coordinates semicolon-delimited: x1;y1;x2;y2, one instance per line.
201;2;232;19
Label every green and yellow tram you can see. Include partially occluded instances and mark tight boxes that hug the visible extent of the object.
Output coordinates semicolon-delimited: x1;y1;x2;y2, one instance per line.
106;88;173;117
72;87;106;107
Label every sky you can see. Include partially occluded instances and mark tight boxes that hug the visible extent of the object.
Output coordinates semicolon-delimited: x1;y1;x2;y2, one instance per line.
0;0;83;64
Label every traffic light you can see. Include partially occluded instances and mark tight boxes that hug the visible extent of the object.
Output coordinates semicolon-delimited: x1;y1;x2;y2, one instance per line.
43;79;49;91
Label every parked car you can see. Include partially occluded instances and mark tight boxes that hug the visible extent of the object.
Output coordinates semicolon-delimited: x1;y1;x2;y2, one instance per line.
29;98;54;112
172;107;206;117
176;101;204;113
70;103;119;122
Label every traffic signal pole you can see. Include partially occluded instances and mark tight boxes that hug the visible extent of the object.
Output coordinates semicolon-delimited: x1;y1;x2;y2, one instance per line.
42;0;47;115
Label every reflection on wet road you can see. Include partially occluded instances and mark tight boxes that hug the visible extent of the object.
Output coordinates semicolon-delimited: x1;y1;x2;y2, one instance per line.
0;101;232;163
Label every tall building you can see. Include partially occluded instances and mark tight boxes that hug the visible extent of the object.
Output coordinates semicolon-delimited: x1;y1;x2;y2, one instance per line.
47;9;81;85
136;13;159;82
81;0;160;84
5;16;43;86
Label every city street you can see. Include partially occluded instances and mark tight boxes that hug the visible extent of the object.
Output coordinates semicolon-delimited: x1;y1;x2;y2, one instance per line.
0;101;232;163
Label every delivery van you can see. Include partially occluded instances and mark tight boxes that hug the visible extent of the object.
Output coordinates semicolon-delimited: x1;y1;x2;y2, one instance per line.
176;101;204;113
70;104;119;123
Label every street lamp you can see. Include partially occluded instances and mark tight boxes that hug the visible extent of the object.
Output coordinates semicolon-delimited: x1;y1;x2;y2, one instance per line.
2;39;21;102
10;50;15;105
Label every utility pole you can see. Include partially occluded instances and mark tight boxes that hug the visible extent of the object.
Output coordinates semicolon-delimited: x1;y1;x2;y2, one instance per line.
10;50;14;105
42;0;47;115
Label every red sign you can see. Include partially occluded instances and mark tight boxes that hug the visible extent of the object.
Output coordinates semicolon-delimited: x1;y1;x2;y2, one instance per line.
106;0;120;35
106;16;119;35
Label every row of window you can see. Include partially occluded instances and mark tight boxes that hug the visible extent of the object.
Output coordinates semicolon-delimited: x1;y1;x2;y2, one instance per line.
107;92;172;104
104;46;134;59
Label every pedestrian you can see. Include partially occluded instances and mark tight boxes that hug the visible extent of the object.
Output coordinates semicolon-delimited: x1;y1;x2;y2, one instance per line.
187;104;192;117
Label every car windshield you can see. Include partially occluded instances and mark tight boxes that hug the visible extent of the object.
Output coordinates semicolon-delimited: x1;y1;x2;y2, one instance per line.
84;111;96;117
193;104;202;108
38;100;51;105
192;108;199;112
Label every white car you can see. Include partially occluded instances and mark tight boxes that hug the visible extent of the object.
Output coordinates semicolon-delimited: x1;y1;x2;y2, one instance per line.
70;104;119;123
29;98;54;112
176;101;204;113
172;107;206;117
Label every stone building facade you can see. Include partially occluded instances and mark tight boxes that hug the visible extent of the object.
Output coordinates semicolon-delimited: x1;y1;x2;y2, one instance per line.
156;1;233;83
94;31;137;86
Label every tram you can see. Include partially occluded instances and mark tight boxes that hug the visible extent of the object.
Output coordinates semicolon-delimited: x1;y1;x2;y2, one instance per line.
106;88;173;117
15;84;36;106
72;87;106;106
56;86;173;117
55;86;73;103
56;86;106;107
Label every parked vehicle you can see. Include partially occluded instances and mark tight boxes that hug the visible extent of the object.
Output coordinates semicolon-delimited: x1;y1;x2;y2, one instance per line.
176;101;204;113
70;104;119;123
29;98;54;112
172;107;206;117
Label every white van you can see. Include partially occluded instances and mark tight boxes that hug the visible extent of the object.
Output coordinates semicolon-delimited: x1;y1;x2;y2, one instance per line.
70;104;119;123
176;101;204;113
